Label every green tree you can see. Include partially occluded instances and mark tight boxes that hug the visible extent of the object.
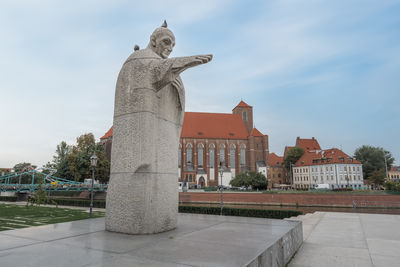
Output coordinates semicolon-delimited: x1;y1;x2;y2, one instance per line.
13;162;36;173
230;171;268;190
283;147;304;171
369;169;386;187
30;179;48;206
13;162;36;184
354;145;394;180
45;141;73;179
67;133;110;183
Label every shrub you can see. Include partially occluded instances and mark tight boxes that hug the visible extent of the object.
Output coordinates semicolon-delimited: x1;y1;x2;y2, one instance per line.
48;191;82;197
178;206;302;219
203;186;218;192
0;196;17;202
49;198;106;208
385;181;400;192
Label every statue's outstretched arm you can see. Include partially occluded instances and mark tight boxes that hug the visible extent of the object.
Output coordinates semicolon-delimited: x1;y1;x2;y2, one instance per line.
153;55;212;90
169;54;213;75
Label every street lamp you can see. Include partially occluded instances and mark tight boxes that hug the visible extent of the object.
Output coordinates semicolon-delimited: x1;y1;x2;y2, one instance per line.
219;161;224;216
89;153;98;218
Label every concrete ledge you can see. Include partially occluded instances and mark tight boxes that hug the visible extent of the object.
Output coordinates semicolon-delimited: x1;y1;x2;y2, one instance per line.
0;214;302;267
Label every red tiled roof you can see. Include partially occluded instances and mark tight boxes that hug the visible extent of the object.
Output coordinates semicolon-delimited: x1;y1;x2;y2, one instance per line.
296;137;321;152
235;100;252;108
181;112;248;139
100;127;113;140
249;128;264;137
269;153;284;167
390;166;400;172
294;148;361;166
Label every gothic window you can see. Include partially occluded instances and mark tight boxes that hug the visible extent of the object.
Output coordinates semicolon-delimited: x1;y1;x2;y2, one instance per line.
240;144;246;165
186;144;192;164
220;144;225;164
230;144;235;169
209;144;215;168
178;145;182;167
198;144;204;168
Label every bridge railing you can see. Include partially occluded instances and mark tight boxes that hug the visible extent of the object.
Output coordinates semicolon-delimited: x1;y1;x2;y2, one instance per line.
0;170;108;192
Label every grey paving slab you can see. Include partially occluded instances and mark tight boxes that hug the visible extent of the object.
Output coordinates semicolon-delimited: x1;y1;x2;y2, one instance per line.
126;238;260;267
0;241;115;267
83;254;194;267
366;238;400;257
289;244;373;267
1;217;104;241
370;254;400;267
288;212;400;267
0;234;40;250
0;213;302;267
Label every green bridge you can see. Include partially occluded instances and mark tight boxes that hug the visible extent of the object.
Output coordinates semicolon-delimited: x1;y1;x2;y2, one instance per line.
0;170;107;192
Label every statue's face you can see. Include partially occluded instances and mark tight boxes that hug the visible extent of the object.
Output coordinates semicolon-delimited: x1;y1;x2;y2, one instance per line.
153;34;175;59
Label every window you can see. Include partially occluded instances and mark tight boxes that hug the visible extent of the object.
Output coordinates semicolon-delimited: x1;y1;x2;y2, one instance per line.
189;174;192;182
220;144;225;164
209;145;215;168
353;167;355;171
178;146;182;167
230;145;235;169
330;166;333;171
240;144;246;165
198;144;204;167
326;167;328;171
186;144;192;164
242;112;247;121
344;166;347;171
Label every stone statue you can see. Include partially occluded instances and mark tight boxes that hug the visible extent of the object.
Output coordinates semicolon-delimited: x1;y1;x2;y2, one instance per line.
105;21;212;234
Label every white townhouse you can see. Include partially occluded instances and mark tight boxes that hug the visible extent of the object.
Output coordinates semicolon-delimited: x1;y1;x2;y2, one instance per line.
293;148;364;189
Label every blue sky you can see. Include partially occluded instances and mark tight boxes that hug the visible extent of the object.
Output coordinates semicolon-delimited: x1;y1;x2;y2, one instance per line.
1;0;399;168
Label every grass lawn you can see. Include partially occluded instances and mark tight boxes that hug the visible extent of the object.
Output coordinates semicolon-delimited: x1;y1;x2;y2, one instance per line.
0;203;104;231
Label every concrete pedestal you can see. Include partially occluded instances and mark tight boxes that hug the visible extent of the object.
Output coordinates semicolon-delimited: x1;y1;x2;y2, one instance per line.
0;214;302;267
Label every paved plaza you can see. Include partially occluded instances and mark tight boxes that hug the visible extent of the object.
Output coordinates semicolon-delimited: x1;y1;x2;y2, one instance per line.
288;212;400;267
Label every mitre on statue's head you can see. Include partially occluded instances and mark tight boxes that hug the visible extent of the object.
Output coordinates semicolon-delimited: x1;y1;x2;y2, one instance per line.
150;20;174;40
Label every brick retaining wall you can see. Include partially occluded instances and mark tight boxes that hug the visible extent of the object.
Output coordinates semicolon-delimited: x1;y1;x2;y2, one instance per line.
179;192;400;207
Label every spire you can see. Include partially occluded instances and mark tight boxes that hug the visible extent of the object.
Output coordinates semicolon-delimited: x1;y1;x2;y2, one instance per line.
162;20;168;28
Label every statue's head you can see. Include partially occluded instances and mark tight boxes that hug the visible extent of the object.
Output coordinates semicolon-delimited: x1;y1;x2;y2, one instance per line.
148;20;175;59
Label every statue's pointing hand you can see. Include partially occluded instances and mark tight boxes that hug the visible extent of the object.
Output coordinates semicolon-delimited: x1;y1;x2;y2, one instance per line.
195;54;213;64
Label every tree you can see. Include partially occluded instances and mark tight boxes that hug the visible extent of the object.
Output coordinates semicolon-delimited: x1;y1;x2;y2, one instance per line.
13;162;36;184
13;162;36;173
67;133;110;183
369;169;386;187
230;171;268;190
354;145;394;180
283;147;304;171
45;141;73;179
45;133;110;183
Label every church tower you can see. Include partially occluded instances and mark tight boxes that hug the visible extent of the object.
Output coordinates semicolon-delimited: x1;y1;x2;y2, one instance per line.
232;100;253;134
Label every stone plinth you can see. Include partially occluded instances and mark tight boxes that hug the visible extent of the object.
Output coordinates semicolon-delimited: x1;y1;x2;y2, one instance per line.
0;213;302;267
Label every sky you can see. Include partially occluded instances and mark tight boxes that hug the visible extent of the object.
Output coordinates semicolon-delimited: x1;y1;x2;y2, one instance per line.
0;0;399;168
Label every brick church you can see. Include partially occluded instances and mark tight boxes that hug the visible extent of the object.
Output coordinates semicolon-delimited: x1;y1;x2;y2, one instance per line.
100;101;270;187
